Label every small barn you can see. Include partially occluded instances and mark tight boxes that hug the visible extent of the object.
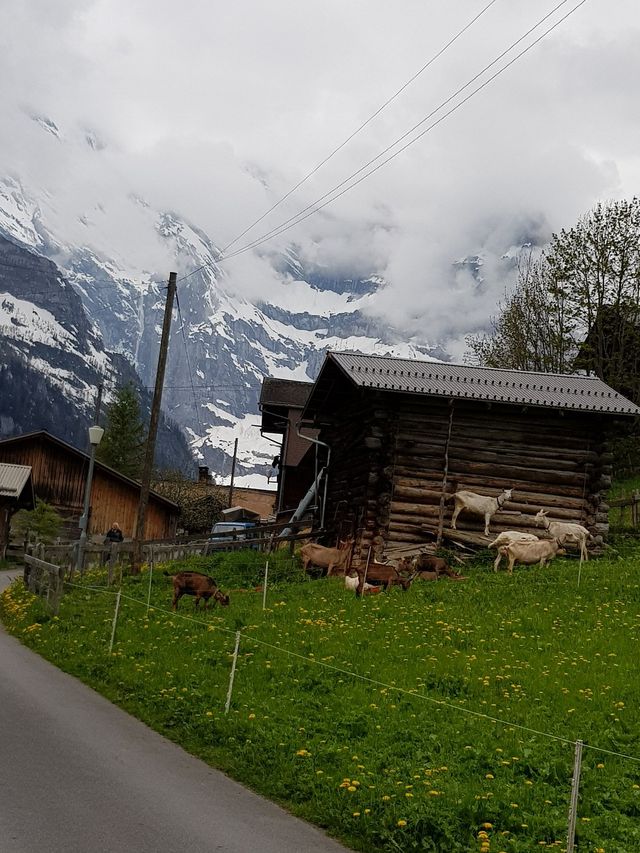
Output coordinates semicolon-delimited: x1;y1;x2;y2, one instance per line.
296;352;640;560
0;431;179;540
0;463;34;558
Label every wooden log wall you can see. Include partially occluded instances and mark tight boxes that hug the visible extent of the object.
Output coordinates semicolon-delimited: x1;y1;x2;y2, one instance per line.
386;397;612;548
321;392;398;563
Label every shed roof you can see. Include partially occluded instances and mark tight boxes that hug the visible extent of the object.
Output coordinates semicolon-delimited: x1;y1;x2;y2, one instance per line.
0;463;32;498
260;378;313;410
0;432;179;510
304;352;640;416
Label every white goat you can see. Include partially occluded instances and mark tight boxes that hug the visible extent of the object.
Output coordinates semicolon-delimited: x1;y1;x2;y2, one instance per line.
344;573;376;593
451;488;513;537
534;509;590;563
499;537;566;574
488;530;539;572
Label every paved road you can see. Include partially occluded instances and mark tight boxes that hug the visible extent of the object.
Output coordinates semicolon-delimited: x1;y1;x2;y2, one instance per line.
0;571;349;853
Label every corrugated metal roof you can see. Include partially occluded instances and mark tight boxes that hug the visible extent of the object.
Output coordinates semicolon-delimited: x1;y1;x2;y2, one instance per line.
260;378;313;409
0;463;32;498
328;352;640;415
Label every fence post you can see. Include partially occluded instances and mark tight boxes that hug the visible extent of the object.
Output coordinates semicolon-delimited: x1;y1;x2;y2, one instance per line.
146;546;154;617
224;630;241;714
262;560;269;610
566;739;584;853
108;590;122;654
107;543;117;585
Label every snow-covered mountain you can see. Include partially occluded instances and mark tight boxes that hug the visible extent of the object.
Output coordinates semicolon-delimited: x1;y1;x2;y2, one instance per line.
0;117;445;485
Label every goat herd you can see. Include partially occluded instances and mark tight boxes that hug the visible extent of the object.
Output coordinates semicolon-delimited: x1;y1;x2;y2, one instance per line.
167;488;592;610
303;487;592;597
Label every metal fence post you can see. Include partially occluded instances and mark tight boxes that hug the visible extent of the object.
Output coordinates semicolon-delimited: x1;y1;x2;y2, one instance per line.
262;560;269;611
108;590;122;654
224;631;241;714
566;739;584;853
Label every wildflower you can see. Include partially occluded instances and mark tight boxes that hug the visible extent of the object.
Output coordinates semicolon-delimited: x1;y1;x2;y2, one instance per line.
481;823;493;829
296;749;310;757
596;763;604;769
347;786;357;792
382;795;391;801
485;774;494;780
248;714;255;720
352;812;360;817
397;819;407;827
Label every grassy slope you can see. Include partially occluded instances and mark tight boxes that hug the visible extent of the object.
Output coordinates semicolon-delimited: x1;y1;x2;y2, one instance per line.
3;546;640;853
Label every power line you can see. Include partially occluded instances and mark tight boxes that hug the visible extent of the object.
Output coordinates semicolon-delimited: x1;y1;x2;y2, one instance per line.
219;0;501;257
220;0;586;262
176;0;503;287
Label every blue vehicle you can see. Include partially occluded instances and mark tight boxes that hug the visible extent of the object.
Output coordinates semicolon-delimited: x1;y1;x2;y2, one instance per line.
206;521;258;553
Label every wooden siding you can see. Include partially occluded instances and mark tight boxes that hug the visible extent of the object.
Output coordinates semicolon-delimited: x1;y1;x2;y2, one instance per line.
318;392;612;560
231;487;276;519
0;435;178;539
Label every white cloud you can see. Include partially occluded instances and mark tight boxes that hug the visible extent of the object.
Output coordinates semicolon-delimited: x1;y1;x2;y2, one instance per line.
1;0;639;350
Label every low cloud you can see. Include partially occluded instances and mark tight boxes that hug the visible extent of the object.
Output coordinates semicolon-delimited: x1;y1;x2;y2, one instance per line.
1;0;639;353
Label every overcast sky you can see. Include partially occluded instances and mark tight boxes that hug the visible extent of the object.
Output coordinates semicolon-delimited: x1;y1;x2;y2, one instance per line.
2;0;639;356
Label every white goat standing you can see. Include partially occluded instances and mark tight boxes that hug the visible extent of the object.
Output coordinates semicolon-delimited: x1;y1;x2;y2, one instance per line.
451;488;513;537
499;537;566;575
488;530;539;572
535;509;590;563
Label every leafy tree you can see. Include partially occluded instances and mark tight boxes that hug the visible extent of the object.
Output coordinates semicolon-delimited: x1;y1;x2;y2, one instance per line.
467;198;640;399
152;469;226;534
97;383;146;479
12;500;63;544
466;252;574;373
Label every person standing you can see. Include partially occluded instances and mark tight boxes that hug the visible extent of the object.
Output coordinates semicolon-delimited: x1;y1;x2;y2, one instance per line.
105;522;124;544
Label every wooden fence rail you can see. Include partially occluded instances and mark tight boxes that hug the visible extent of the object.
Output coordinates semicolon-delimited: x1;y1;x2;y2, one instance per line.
23;555;65;615
609;491;640;528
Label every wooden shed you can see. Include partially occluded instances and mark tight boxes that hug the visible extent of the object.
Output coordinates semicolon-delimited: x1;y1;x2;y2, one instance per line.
0;431;179;540
299;352;640;560
0;463;34;558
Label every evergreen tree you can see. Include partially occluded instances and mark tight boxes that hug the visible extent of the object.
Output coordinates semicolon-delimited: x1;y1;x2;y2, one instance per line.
12;500;63;544
97;383;146;479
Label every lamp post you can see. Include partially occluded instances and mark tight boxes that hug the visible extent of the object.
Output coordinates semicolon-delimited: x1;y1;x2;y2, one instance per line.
76;425;104;574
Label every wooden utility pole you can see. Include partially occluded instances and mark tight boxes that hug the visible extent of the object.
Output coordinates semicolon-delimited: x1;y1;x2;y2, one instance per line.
132;272;177;573
228;438;238;508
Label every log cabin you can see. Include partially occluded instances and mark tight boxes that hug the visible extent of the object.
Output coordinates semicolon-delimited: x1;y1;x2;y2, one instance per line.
0;431;179;540
293;352;640;560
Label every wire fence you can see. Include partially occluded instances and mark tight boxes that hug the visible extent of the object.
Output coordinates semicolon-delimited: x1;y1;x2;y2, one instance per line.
10;563;640;850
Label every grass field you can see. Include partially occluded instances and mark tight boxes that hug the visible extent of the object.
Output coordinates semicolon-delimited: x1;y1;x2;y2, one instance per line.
3;544;640;852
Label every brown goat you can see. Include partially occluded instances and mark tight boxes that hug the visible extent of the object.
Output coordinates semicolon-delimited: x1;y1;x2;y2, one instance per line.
166;571;230;611
396;553;467;581
301;538;354;576
355;562;413;597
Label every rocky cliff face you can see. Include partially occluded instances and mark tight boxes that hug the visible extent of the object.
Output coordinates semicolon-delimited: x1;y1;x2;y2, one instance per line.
0;233;194;470
0;119;444;484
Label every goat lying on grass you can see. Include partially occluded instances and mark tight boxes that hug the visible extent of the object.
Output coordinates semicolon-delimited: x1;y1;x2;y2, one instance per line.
488;530;539;572
498;538;565;575
451;488;513;537
396;553;467;581
535;509;590;563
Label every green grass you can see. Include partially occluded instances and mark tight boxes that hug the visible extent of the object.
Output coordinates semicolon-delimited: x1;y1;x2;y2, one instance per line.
3;545;640;852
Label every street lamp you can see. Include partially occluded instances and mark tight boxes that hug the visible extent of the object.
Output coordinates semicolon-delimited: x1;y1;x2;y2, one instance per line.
76;425;105;574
